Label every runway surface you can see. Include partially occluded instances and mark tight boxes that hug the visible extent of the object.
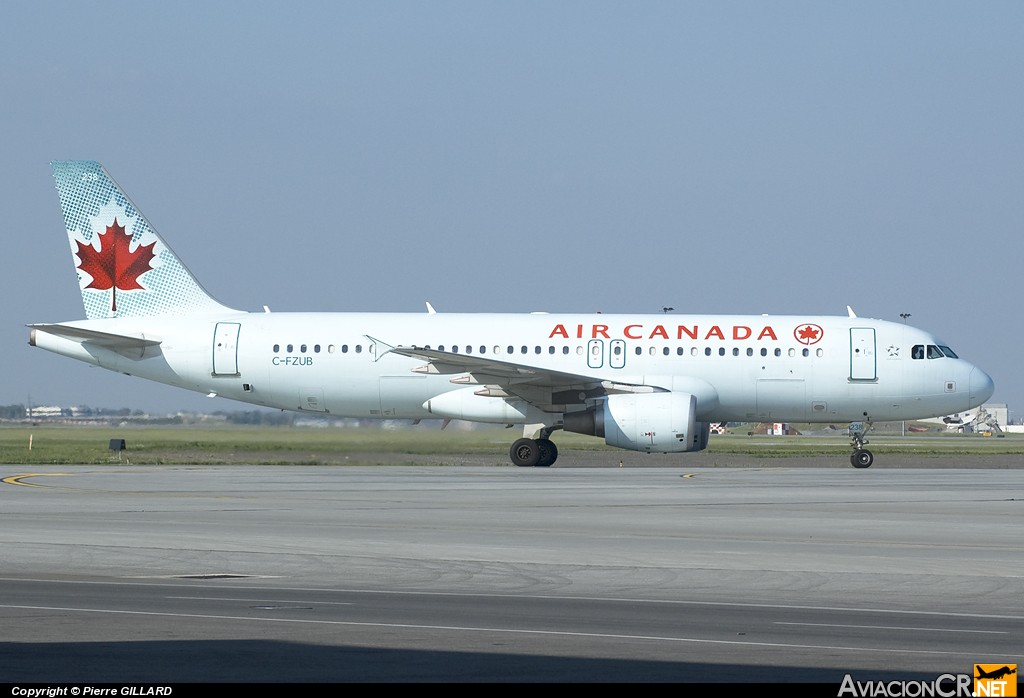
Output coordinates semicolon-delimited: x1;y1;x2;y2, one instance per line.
1;461;1021;683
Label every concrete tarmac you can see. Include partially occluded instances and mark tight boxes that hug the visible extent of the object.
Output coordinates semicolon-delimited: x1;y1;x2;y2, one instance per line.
0;458;1021;683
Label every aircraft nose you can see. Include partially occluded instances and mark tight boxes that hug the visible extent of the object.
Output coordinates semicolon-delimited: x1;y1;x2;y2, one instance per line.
969;367;995;407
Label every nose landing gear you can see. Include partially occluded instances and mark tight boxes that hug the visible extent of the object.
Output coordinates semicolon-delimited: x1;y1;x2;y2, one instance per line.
849;417;874;468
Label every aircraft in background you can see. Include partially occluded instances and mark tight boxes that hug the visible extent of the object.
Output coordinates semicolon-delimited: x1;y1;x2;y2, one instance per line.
29;161;994;468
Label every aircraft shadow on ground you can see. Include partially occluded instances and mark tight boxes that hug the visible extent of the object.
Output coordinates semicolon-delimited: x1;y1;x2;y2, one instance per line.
0;639;942;683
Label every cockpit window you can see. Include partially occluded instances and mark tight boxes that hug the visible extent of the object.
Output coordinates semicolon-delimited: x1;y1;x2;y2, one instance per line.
913;344;957;360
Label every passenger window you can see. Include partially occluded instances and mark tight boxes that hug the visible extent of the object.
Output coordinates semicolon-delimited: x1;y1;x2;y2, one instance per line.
677;347;684;356
273;344;280;353
480;345;486;354
287;344;293;352
802;348;809;357
747;348;753;357
300;344;307;353
635;347;643;356
465;346;472;354
328;345;336;354
562;346;569;355
549;346;555;354
314;344;321;353
535;346;542;354
704;348;711;356
718;348;725;356
341;344;348;353
451;346;458;353
355;345;362;353
760;348;767;357
732;348;739;356
774;348;781;357
521;346;528;354
664;347;671;356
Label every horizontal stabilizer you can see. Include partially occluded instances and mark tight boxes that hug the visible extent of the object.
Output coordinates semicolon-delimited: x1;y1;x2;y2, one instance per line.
28;323;162;349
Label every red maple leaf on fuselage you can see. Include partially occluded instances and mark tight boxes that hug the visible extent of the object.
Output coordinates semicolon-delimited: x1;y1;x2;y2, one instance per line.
75;218;156;312
798;325;820;341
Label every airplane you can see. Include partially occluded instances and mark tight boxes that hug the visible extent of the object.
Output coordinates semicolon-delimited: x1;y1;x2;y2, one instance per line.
29;161;995;468
975;666;1017;681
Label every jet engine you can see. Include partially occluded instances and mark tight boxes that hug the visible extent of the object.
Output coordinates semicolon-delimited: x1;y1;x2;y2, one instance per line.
563;392;710;453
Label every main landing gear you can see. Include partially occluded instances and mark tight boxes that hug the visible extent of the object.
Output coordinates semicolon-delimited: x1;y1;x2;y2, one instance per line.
510;426;561;467
849;417;874;468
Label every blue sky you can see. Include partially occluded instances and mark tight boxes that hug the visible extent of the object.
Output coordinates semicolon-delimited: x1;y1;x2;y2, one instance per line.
3;2;1022;416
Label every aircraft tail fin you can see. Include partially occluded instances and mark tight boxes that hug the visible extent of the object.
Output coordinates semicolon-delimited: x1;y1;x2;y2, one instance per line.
52;161;235;319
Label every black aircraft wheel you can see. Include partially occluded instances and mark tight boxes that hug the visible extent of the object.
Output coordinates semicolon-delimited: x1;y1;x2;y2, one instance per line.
851;449;874;469
536;438;558;467
510;438;540;467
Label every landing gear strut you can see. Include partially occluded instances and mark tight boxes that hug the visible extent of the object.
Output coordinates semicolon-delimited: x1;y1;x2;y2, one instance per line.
509;426;561;467
849;417;874;468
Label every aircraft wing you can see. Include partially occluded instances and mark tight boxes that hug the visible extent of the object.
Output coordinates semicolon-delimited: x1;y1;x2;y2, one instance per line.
379;342;660;407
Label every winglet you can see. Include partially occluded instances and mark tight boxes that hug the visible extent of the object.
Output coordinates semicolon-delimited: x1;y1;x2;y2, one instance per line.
425;302;437;314
847;305;857;318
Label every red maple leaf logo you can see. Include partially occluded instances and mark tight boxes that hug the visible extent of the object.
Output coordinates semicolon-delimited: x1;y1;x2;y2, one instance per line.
75;218;156;312
794;324;824;345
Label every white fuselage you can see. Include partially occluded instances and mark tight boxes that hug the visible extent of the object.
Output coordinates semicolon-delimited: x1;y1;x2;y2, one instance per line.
32;311;993;425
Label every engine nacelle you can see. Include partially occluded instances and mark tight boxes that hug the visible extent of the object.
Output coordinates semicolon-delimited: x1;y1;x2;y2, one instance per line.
563;392;710;453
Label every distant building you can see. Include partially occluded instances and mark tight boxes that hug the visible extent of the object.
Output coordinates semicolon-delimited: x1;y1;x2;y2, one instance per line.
26;405;64;418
